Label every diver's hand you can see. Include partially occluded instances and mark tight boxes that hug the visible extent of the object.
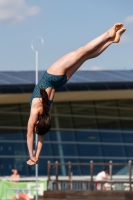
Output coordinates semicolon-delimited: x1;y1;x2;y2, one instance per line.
26;156;38;165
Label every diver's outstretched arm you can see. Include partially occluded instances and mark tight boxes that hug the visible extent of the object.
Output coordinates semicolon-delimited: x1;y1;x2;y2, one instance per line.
26;108;38;165
27;134;45;165
35;135;45;159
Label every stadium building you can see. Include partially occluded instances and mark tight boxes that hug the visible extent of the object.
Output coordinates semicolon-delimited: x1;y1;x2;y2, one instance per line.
0;70;133;177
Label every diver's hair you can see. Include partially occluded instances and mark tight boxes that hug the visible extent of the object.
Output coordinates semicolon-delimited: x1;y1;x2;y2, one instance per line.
103;168;108;173
35;87;51;135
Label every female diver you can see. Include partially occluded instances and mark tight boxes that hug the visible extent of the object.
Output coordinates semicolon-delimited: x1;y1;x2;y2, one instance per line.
27;23;126;165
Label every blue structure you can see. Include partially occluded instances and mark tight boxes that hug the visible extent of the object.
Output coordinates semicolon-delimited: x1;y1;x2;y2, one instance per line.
0;70;133;176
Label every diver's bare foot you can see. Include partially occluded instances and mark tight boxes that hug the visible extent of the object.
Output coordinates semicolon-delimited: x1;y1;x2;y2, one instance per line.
108;23;123;38
114;28;126;43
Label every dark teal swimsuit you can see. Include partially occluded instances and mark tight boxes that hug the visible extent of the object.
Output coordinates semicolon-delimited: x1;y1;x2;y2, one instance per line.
30;71;68;106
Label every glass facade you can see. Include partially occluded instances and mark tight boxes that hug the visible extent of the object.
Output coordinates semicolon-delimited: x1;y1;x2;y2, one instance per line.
0;99;133;176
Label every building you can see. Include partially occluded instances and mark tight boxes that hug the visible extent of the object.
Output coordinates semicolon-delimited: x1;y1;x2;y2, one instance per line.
0;70;133;176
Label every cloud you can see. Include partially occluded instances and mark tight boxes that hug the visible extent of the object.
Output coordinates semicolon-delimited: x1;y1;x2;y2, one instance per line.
80;66;106;71
88;66;106;71
0;0;40;25
124;15;133;25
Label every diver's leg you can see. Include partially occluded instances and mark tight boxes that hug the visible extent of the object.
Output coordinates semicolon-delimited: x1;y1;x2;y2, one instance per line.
47;23;124;77
65;27;126;78
88;27;126;59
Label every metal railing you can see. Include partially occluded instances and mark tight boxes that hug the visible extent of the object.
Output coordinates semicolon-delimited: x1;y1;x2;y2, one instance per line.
47;160;133;191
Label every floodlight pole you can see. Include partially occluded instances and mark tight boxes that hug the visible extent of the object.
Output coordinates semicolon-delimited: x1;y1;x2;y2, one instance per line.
36;51;38;85
35;50;38;200
31;36;44;200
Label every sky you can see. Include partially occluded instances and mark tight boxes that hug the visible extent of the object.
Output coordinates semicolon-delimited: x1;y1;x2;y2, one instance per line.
0;0;133;72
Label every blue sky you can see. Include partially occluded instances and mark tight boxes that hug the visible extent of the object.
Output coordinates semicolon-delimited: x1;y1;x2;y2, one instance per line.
0;0;133;71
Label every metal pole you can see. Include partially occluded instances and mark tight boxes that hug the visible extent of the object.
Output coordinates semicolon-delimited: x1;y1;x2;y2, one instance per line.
35;51;38;85
68;161;72;190
35;51;38;200
47;161;51;182
90;160;93;191
109;161;113;190
128;160;132;191
55;161;59;190
68;161;71;180
31;36;44;200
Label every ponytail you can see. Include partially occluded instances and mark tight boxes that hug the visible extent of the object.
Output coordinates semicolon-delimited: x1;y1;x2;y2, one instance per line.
40;87;49;115
35;87;51;135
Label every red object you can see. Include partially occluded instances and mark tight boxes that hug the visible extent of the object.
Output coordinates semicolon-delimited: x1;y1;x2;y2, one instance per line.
12;193;30;200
